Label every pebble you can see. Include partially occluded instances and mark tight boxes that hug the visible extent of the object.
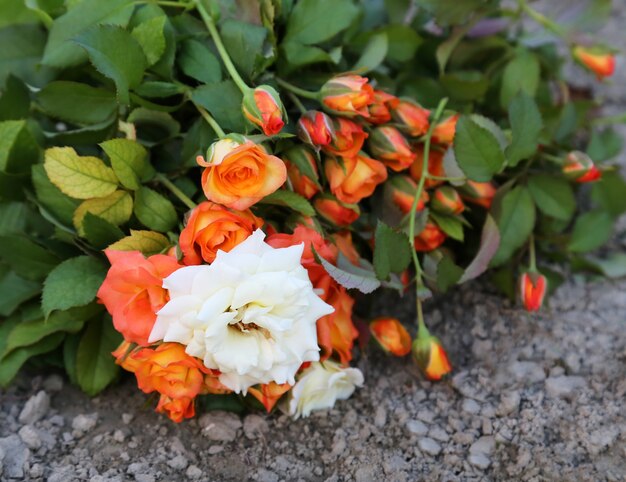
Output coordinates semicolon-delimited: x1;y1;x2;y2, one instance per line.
199;411;242;442
429;426;450;443
545;376;587;398
72;413;99;433
509;361;546;383
469;453;491;469
470;436;496;455
18;425;41;449
186;465;203;479
243;414;269;439
0;435;29;479
18;390;50;424
462;399;481;414
374;406;387;427
497;391;521;416
418;437;442;456
167;454;188;470
406;419;428;436
43;374;64;392
135;474;155;482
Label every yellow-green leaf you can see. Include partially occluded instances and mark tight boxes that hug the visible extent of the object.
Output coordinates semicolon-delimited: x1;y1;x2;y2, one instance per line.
44;146;118;199
107;229;170;255
73;190;132;235
99;138;153;190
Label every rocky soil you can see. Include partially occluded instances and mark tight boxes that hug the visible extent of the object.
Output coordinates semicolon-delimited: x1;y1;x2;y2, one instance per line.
2;1;626;481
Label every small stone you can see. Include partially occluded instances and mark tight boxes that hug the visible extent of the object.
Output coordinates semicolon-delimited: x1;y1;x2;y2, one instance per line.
134;474;155;482
508;361;545;383
122;413;134;425
243;414;269;440
429;426;450;443
29;463;44;478
186;465;203;479
18;391;50;424
49;415;65;427
470;436;496;455
18;425;41;449
257;469;279;482
168;454;188;470
72;413;98;433
545;376;586;398
43;374;64;392
406;419;428;436
0;435;29;479
113;430;126;443
497;391;520;416
418;437;442;456
462;399;481;414
469;453;491;469
374;406;387;428
208;445;224;455
198;411;242;442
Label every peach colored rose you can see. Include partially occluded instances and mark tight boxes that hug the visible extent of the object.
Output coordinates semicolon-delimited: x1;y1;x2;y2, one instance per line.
179;201;263;264
431;114;459;144
368;90;399;124
320;74;375;117
248;382;292;412
156;394;195;423
322;118;368;158
98;251;180;346
198;140;287;210
414;221;447;252
573;46;615;79
409;145;446;189
370;317;411;356
242;85;285;136
325;154;388;204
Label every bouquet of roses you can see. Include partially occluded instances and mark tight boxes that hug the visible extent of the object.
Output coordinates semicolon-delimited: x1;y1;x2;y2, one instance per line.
0;0;623;423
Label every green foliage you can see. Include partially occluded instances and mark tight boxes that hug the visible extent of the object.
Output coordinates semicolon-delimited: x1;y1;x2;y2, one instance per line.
454;116;505;181
373;221;412;280
491;186;536;266
37;81;117;125
133;187;177;232
506;92;542;167
528;174;576;222
260;190;315;216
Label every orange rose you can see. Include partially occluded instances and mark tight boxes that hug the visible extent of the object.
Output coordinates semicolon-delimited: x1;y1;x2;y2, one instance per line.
519;272;548;312
98;251;180;346
316;276;358;364
198;139;287;210
156;394;195;423
325;154;388;204
412;335;452;381
573;46;615;79
431;186;465;215
368;90;399;124
409;145;446;189
284;147;320;199
459;180;496;209
393;100;430;137
179;201;263;265
414;221;447;252
297;110;334;148
368;126;416;172
331;231;360;265
431;114;459;144
314;195;361;227
320;74;375;117
387;175;428;214
248;382;292;412
323;118;368;158
242;85;285;136
370;317;412;356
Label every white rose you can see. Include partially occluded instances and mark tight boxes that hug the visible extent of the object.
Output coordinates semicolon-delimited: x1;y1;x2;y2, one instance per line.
287;361;364;419
149;229;334;393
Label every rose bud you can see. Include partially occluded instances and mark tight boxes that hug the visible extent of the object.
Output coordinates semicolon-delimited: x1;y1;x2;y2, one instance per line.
410;145;446;188
368;90;399;124
297;110;334;148
431;113;459;145
393;99;430;137
458;180;496;209
414;221;447;252
431;186;465;215
519;271;548;312
388;175;429;214
323;117;368;158
320;74;375;118
248;382;292;413
325;153;388;204
573;46;615;79
314;194;360;226
331;230;360;265
284;146;320;199
370;317;412;356
156;395;195;423
562;151;602;183
242;85;285;136
412;334;452;381
368;126;416;172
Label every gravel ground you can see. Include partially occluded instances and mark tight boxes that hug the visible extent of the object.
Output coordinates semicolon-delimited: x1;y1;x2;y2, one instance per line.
2;2;626;481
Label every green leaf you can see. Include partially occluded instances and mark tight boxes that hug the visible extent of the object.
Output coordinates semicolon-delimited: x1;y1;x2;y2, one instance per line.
436;255;463;292
0;75;31;121
458;214;500;283
586;253;626;279
0;201;29;234
373;221;412;280
73;190;133;235
280;42;338;71
0;0;39;27
132;15;166;66
0;120;40;174
587;128;623;162
591;171;626;218
191;81;246;132
0;269;40;317
133;187;177;232
221;19;272;81
100;138;154;190
107;229;170;255
415;0;483;25
568;211;613;253
37;81;117;126
440;71;489;102
312;247;381;294
134;81;184;98
178;39;222;84
76;316;122;396
42;256;107;318
82;213;125;249
44;146;119;199
528;174;576;221
491;186;536;266
0;234;60;280
32;164;79;227
0;24;54;88
500;51;540;109
63;333;80;385
454;115;506;182
260;190;315;216
384;24;422;63
436;23;472;74
0;333;64;387
353;32;388;73
430;212;464;241
42;0;135;68
75;25;148;105
506;92;542;166
284;0;359;45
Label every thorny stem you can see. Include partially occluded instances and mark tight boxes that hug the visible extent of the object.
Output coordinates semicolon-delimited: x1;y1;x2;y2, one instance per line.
518;0;565;36
417;298;430;338
195;1;250;94
528;233;537;272
275;78;320;100
193;102;226;138
156;173;197;210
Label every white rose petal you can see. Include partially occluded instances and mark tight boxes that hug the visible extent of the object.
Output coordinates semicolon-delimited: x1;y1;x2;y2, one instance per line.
288;361;364;419
149;230;334;393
